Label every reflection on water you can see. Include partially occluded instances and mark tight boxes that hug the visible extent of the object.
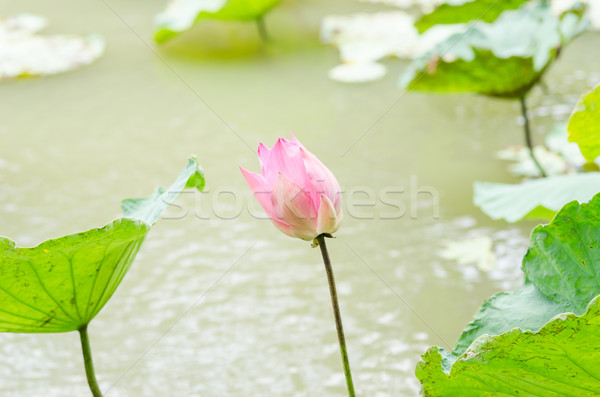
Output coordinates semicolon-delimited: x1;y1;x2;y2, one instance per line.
0;0;599;395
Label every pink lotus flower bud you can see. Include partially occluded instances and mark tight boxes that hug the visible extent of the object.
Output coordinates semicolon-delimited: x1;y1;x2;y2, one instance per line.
241;134;343;241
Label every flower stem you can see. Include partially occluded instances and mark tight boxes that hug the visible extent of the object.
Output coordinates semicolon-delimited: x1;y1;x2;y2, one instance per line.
519;95;547;177
316;234;356;397
256;16;269;42
79;325;104;397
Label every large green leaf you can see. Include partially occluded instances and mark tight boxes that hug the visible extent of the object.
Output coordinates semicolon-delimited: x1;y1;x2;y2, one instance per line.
154;0;283;43
414;0;528;34
417;294;600;396
568;85;600;163
0;219;149;333
401;4;589;98
456;194;600;354
0;157;204;333
452;283;565;355
523;194;600;314
420;195;600;394
473;172;600;222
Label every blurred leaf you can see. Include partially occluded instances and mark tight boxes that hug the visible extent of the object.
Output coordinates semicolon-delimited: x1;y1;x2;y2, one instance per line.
0;157;204;333
154;0;283;43
417;294;600;396
122;156;205;224
359;0;443;11
401;4;589;97
568;85;600;163
473;172;600;222
415;0;528;33
0;14;104;81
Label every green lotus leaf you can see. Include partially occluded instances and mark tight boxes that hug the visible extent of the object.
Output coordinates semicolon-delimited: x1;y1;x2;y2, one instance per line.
523;194;600;314
122;156;205;224
154;0;283;43
417;294;600;396
0;157;204;333
0;219;149;333
401;3;589;98
568;85;600;163
473;172;600;222
452;283;565;355
456;193;600;354
420;190;600;394
415;0;528;34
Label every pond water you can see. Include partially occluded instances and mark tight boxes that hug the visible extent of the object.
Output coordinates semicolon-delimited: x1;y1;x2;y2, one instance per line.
1;0;599;396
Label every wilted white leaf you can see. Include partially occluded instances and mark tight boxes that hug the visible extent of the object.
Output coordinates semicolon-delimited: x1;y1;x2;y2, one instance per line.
546;123;588;167
0;14;104;81
321;11;462;83
0;14;46;40
495;122;593;177
496;146;574;177
552;0;600;30
439;236;496;271
328;62;387;83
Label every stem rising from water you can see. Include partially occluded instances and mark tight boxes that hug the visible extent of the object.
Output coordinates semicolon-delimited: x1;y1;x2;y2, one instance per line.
519;95;547;177
79;325;104;397
317;235;356;397
256;16;269;42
